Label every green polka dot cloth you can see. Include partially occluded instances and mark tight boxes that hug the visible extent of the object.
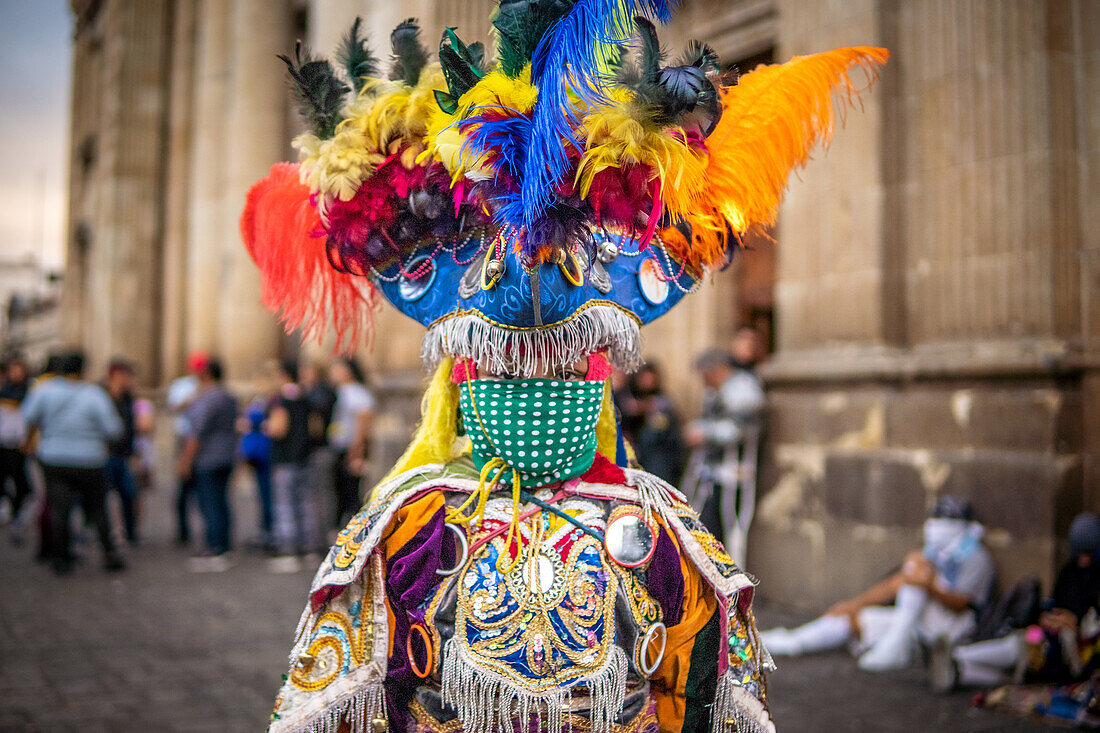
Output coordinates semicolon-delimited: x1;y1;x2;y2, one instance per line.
458;378;604;489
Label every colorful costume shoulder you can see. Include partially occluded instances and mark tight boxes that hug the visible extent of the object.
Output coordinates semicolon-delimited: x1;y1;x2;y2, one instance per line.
240;4;888;732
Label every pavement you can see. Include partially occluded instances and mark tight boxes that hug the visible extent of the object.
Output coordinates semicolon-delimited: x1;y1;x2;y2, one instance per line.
0;465;1064;732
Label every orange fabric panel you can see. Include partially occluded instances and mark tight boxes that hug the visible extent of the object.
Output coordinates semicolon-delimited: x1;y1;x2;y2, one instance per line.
651;524;717;732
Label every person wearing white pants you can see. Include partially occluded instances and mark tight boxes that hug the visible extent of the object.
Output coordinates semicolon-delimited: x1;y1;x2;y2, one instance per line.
761;497;996;672
941;512;1100;690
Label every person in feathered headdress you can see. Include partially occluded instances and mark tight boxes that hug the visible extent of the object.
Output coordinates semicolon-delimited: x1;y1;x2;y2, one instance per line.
241;5;888;732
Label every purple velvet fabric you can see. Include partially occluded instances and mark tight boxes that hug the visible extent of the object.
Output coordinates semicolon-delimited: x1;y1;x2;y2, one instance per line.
384;505;455;731
646;525;685;626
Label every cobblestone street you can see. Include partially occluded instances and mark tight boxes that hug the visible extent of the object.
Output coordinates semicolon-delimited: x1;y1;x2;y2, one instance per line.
0;477;1061;732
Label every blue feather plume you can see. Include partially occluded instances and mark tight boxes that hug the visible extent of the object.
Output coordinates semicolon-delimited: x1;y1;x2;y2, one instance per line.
520;0;677;250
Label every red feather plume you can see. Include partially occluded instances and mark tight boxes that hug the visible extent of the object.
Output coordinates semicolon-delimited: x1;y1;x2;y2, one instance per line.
240;162;377;354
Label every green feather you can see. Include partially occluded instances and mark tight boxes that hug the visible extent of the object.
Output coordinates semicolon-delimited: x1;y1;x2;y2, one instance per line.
492;0;577;77
439;26;486;105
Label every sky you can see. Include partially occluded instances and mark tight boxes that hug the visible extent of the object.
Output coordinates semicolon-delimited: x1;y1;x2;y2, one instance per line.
0;0;71;270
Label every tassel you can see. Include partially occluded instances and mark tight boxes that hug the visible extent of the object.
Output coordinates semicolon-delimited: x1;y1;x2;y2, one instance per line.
711;673;775;733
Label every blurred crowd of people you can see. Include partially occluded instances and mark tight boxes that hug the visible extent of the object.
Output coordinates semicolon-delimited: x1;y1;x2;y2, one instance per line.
0;348;377;576
166;351;377;573
614;324;767;556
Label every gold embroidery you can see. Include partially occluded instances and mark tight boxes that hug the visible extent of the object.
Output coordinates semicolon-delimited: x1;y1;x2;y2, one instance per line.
454;520;618;692
290;572;375;692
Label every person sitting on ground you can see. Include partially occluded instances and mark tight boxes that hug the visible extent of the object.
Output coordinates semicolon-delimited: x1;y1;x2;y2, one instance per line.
761;496;996;671
938;512;1100;691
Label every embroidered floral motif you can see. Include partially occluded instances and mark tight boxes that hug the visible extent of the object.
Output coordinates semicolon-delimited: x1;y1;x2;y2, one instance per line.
455;498;616;689
291;568;375;691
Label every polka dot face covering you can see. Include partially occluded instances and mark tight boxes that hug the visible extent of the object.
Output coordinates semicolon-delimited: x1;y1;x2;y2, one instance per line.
458;377;604;489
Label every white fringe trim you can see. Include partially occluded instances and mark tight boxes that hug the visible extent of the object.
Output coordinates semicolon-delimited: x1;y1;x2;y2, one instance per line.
421;304;642;378
272;683;385;733
441;638;628;733
622;469;686;527
711;673;775;733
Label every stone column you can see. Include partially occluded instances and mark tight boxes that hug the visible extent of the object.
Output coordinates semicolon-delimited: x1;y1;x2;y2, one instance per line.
185;0;231;359
748;0;1096;610
217;0;290;383
93;0;173;383
160;0;197;380
308;0;371;55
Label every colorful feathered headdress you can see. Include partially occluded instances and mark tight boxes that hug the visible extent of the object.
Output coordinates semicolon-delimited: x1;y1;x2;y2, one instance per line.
241;4;889;376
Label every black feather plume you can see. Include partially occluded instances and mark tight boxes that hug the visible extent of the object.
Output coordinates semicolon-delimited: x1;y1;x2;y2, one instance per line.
279;41;350;139
389;19;430;86
619;17;722;133
336;17;378;94
679;40;719;72
467;41;487;72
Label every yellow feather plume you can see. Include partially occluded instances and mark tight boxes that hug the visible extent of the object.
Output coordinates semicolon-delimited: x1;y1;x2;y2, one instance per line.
423;66;538;181
295;66;447;204
673;46;890;270
577;92;709;205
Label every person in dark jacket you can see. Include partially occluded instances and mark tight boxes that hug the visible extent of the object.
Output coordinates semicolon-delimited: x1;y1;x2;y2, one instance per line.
625;363;685;485
943;512;1100;689
104;360;139;544
265;360;321;572
0;355;32;531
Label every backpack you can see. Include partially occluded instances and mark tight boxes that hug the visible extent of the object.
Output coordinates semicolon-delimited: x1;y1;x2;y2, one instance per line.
972;576;1042;643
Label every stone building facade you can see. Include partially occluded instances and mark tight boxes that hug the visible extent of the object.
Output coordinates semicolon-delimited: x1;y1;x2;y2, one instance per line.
63;0;1100;608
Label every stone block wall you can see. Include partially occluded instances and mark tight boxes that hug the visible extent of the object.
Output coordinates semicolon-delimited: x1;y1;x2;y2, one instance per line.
752;368;1083;609
745;0;1100;610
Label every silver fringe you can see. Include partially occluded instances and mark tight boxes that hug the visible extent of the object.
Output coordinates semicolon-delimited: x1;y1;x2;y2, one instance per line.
711;673;775;733
623;469;683;526
273;683;385;733
421;304;642;378
441;638;628;733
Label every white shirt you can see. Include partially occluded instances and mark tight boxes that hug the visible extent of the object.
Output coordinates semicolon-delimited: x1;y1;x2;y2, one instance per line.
166;375;199;438
329;382;376;450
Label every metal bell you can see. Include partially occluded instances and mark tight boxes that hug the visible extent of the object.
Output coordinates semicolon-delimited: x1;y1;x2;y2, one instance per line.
485;259;505;280
597;241;619;263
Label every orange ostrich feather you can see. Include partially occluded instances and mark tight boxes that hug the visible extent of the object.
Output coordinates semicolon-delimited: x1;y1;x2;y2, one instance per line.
668;46;890;271
240;162;377;354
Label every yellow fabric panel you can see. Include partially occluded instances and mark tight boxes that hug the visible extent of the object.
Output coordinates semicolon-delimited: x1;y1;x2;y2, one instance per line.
651;522;717;732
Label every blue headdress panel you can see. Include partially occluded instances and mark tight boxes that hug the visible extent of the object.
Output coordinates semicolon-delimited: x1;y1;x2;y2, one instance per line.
372;228;697;375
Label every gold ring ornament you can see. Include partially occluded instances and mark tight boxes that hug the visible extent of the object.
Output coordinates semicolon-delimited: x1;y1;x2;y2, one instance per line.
558;248;584;286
